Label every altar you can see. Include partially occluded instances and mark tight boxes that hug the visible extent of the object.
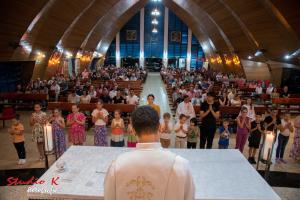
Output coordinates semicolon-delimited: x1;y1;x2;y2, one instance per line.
27;146;280;200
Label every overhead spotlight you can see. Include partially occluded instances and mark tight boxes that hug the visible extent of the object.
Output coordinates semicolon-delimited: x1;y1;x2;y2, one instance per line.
284;55;290;59
248;55;253;59
254;49;266;57
152;28;158;33
65;51;73;58
151;9;160;16
151;18;158;25
151;0;161;2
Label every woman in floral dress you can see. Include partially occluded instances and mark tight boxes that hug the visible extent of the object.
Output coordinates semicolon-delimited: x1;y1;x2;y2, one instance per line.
66;104;86;145
92;100;109;146
290;115;300;160
50;108;66;157
30;103;47;161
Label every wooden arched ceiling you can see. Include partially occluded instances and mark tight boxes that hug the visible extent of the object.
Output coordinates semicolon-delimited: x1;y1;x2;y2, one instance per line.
0;0;299;65
0;0;48;59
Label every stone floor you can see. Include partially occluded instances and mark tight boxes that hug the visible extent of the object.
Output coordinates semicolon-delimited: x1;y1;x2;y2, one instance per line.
0;72;299;199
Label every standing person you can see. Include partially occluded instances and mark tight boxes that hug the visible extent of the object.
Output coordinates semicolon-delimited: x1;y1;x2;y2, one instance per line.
174;114;188;148
290;115;300;160
30;103;47;161
264;108;281;134
187;118;200;149
111;110;125;147
9;114;26;165
104;106;195;200
200;92;220;149
67;104;86;145
50;109;66;158
248;114;264;164
276;113;294;164
159;113;173;148
235;107;251;153
240;98;256;121
147;94;161;117
127;118;138;147
175;95;196;124
92;100;109;146
218;119;231;149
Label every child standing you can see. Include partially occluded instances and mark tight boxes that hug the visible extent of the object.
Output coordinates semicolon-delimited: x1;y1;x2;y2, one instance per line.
159;113;173;148
248;114;264;164
127;118;138;147
9;114;26;165
187;118;200;149
276;113;294;164
218;119;231;149
236;107;251;153
111;110;125;147
174;114;188;148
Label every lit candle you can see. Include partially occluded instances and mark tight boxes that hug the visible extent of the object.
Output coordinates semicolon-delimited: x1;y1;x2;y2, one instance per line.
262;131;275;160
44;123;53;152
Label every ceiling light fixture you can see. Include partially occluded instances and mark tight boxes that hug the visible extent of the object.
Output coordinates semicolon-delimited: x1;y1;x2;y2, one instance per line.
152;28;158;33
151;18;158;25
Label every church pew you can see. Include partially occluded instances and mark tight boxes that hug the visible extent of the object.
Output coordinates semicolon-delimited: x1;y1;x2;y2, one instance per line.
272;98;300;105
0;93;48;101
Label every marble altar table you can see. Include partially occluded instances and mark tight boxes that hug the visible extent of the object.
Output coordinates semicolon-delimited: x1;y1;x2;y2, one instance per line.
27;146;280;200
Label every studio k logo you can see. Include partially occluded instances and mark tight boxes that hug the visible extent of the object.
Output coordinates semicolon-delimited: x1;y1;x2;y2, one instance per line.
6;176;60;186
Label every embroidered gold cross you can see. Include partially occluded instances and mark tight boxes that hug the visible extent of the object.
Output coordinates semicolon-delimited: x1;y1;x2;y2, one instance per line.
126;176;155;200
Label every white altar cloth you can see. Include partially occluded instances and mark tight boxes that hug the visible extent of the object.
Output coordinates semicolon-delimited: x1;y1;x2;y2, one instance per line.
27;146;280;200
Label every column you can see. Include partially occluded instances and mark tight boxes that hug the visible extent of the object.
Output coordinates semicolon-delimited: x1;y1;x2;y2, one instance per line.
139;8;145;68
163;7;169;68
186;28;192;71
116;32;121;68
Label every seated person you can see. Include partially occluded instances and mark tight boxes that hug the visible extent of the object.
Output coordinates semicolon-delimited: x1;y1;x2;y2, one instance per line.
67;91;80;104
80;90;91;103
230;95;241;107
112;90;125;104
104;106;195;200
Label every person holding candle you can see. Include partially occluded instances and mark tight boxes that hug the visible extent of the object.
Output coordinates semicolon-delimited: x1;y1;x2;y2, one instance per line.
92;100;109;146
67;104;86;145
50;108;66;157
248;114;264;164
30;103;47;161
276;113;294;164
111;110;125;147
290;115;300;160
9;114;26;165
235;107;251;153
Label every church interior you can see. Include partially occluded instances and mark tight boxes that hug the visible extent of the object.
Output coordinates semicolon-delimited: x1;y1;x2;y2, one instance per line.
0;0;300;199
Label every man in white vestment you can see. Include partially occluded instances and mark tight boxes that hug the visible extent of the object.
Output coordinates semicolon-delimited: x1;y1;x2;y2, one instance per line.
104;106;195;200
176;95;196;124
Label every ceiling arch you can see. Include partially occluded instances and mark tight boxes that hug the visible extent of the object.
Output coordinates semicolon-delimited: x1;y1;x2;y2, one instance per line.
0;0;299;68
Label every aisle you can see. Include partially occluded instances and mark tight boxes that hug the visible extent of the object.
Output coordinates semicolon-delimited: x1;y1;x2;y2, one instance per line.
139;72;171;118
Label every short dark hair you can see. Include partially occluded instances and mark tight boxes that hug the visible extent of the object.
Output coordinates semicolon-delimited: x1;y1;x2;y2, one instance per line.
190;117;197;125
163;112;171;119
207;92;215;97
147;94;155;99
183;95;189;100
131;106;159;136
179;114;186;119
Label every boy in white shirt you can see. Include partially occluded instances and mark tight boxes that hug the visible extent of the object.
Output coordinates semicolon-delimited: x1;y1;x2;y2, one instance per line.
159;113;173;148
174;114;188;148
104;106;195;200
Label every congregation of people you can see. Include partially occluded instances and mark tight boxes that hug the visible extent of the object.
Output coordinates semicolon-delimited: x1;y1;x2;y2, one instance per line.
6;66;300;168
